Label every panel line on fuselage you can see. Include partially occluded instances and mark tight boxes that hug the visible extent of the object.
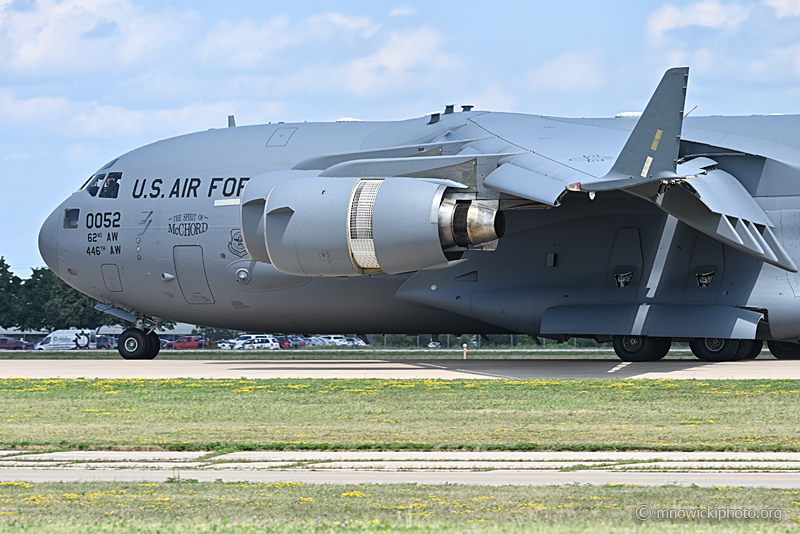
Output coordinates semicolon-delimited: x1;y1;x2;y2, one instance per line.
645;216;679;298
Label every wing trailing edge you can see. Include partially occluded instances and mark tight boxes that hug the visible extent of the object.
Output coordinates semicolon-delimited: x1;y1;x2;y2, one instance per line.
497;65;795;271
482;163;568;206
479;68;690;205
627;166;798;272
583;66;795;271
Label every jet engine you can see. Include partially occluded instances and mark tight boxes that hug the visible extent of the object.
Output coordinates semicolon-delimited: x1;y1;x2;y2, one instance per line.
240;176;504;276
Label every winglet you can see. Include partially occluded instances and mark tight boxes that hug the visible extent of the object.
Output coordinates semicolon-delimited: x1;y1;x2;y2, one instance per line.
579;67;688;191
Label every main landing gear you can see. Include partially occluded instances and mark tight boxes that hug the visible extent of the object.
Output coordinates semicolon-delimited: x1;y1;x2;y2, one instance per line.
118;328;161;360
611;335;768;362
612;335;672;362
689;338;762;362
767;340;800;360
591;332;800;362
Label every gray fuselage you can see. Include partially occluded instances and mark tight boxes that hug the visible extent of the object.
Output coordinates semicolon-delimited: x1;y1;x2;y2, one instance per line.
38;110;800;341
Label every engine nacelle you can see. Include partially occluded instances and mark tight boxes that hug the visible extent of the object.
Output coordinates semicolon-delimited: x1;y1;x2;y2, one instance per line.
241;176;504;276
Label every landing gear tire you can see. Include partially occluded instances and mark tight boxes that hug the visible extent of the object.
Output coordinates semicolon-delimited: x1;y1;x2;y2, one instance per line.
651;337;672;361
767;340;800;360
734;340;762;360
146;331;161;360
690;338;740;362
612;336;670;362
118;328;150;360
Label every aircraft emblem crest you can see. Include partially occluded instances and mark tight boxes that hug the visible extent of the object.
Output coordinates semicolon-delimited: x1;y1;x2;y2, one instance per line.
228;229;247;258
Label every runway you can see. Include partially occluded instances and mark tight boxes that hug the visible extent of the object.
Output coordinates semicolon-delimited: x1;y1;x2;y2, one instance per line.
2;451;800;487
1;358;799;379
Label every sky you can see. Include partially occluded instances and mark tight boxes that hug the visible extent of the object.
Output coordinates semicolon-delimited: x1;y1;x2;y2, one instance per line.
4;0;800;277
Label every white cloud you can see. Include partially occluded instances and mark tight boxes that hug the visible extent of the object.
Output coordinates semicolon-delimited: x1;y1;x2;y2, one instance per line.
306;12;378;38
0;88;285;142
0;90;73;126
740;42;800;78
0;2;459;107
639;0;800;86
463;85;516;112
345;27;458;94
63;142;104;168
527;50;605;93
198;15;293;70
0;0;199;75
390;6;417;17
198;12;380;71
762;0;800;17
1;151;34;164
646;1;752;44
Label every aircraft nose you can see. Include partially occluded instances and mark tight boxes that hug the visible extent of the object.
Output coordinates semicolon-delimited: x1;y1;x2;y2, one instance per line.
38;208;60;277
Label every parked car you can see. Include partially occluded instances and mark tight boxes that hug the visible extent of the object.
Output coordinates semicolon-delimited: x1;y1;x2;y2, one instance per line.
319;335;348;346
163;336;211;349
273;335;292;349
231;334;269;350
96;335;116;349
216;338;237;350
345;337;367;347
239;336;280;350
34;330;96;350
224;334;271;350
288;335;307;348
0;337;34;350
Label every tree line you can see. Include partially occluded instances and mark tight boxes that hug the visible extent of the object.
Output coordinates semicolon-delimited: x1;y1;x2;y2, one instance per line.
0;257;118;331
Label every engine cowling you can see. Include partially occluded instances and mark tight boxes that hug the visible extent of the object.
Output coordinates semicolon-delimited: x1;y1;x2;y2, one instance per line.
240;176;504;276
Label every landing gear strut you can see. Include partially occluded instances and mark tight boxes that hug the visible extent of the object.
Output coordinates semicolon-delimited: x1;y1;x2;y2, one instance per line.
118;328;161;360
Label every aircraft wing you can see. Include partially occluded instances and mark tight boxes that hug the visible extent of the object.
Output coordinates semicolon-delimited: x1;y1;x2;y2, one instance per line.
475;67;797;272
276;67;796;272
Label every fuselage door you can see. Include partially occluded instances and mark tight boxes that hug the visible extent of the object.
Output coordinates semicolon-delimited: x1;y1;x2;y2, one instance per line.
173;245;215;304
101;264;123;292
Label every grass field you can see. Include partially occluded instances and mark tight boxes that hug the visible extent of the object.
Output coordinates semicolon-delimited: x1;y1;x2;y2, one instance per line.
0;480;794;533
0;377;796;533
0;378;798;451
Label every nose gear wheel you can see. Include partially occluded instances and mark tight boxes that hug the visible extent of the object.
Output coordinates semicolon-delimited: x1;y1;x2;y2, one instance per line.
118;328;161;360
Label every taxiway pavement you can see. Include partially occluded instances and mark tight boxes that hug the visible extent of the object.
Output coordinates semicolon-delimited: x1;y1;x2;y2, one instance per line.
2;451;800;487
0;358;799;380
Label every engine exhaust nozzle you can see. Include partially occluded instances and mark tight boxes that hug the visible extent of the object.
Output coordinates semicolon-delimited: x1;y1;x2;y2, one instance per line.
439;201;505;248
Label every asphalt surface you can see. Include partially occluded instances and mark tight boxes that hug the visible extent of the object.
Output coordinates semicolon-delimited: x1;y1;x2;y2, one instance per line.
2;451;800;487
0;358;799;379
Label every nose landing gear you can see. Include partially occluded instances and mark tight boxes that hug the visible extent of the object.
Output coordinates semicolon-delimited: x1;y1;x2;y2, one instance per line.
118;328;161;360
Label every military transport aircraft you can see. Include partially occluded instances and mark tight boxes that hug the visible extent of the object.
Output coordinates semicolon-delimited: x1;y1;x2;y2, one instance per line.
38;67;800;362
